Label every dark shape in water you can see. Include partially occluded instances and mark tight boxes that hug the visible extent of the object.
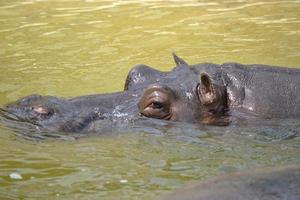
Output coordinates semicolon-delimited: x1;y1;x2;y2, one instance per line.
160;165;300;200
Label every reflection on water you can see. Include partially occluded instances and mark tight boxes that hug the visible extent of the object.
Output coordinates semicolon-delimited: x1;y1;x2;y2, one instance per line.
0;0;300;199
1;117;300;199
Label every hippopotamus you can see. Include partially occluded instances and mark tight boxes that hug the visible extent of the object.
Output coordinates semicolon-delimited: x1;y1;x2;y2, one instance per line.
160;165;300;200
1;54;300;132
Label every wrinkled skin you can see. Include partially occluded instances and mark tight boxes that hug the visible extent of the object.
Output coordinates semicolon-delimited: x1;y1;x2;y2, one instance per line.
161;165;300;200
1;54;300;132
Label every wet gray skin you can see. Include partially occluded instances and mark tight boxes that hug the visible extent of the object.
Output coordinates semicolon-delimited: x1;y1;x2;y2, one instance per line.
126;54;300;121
2;92;141;132
161;165;300;200
1;54;300;133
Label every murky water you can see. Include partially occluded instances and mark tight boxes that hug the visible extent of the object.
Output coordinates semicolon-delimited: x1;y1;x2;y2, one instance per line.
0;0;300;199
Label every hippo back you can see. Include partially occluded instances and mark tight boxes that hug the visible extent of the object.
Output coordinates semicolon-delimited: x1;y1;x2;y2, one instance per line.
221;63;300;118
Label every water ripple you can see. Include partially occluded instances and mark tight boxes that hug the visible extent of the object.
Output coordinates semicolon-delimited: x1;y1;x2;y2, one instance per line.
0;1;299;199
208;1;300;12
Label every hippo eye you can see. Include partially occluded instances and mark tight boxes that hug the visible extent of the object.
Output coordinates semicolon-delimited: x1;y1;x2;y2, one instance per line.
138;86;175;120
148;101;164;110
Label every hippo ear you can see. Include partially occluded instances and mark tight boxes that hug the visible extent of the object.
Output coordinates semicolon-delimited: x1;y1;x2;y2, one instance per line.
197;73;217;105
172;52;188;66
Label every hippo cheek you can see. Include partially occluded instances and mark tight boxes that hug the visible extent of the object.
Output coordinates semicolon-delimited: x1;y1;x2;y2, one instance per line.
169;103;202;123
199;114;231;126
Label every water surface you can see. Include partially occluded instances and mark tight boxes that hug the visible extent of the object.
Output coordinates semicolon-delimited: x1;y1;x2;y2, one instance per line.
0;0;300;199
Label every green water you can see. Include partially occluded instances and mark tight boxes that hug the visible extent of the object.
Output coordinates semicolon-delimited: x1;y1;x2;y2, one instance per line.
0;0;300;199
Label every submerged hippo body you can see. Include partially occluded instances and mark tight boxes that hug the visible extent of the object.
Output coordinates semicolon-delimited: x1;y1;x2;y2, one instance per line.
1;54;300;132
161;165;300;200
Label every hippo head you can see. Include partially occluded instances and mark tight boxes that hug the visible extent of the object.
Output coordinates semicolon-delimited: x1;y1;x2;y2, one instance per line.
1;54;229;133
127;53;229;125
